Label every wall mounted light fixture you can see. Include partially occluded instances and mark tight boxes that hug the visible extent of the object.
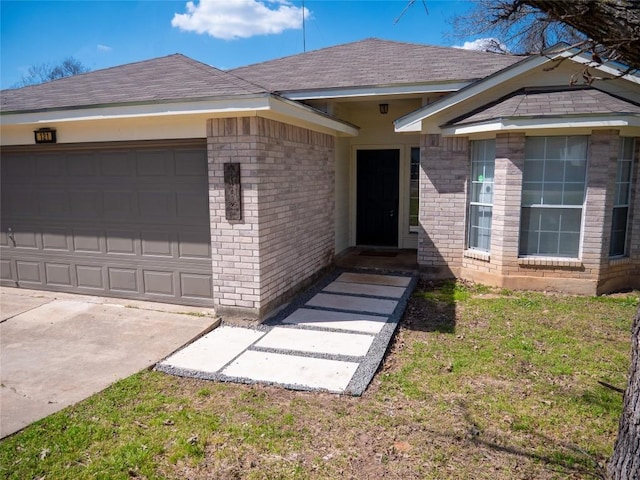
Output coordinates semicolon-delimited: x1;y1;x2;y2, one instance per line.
379;103;389;115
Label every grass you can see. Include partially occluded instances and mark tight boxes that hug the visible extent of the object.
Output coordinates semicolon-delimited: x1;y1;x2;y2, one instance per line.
0;282;636;479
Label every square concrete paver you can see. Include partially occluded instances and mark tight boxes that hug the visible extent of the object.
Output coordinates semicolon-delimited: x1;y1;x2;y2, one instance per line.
306;293;398;315
336;272;411;287
323;280;406;298
281;308;388;334
159;326;265;373
222;350;359;392
255;327;374;357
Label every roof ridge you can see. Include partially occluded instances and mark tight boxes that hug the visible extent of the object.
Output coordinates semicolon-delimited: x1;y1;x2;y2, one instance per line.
230;38;521;74
174;55;268;93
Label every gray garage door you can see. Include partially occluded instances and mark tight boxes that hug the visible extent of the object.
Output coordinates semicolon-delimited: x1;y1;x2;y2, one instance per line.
0;140;213;306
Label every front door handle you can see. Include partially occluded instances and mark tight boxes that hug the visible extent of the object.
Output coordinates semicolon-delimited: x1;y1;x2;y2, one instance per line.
390;210;395;218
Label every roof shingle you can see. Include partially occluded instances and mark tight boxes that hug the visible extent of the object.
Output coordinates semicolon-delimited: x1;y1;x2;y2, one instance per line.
230;38;523;92
449;88;640;125
1;54;267;113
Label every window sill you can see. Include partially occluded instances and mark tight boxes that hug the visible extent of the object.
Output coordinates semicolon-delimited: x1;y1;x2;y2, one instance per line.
609;256;631;266
518;257;583;269
464;249;490;262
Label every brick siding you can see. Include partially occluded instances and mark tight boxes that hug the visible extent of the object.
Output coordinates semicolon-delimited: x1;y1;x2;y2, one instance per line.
418;134;468;278
419;130;640;294
207;117;335;319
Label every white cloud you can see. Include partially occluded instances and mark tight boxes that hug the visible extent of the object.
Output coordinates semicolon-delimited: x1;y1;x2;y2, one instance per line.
172;0;309;40
454;38;508;54
97;44;113;52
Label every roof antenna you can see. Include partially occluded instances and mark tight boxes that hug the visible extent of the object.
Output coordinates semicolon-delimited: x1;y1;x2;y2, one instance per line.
302;0;306;52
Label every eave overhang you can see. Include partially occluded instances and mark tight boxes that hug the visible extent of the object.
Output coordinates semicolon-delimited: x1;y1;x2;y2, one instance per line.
280;81;470;101
440;113;640;136
0;93;359;138
394;49;640;134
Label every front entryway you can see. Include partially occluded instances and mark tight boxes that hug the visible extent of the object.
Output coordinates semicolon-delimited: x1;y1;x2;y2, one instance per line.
356;149;399;246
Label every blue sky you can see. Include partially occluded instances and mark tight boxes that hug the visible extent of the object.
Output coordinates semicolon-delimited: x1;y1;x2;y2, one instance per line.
1;0;485;90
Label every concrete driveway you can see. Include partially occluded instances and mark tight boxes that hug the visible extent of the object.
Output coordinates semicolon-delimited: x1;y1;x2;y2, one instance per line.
0;287;217;439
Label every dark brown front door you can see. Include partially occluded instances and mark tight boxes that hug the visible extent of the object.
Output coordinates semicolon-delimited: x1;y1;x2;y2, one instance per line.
356;149;399;246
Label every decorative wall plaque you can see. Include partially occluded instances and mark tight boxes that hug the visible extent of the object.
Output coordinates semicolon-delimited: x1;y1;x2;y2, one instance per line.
224;162;242;220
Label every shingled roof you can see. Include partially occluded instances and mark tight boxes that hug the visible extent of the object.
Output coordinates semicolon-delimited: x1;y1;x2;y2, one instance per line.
1;54;267;113
448;88;640;126
230;38;523;93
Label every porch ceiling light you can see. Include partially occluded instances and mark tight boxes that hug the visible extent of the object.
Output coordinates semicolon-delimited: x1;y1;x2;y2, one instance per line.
379;103;389;115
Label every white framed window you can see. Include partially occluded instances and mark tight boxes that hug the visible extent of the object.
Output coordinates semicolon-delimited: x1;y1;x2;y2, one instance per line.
519;136;588;258
409;147;420;233
610;137;635;257
468;139;495;252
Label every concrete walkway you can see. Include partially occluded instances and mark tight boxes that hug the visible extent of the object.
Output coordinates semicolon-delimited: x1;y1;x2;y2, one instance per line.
0;287;217;438
157;270;417;395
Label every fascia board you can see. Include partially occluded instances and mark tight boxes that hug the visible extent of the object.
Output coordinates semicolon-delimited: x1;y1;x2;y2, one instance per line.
267;95;359;136
281;82;469;100
558;51;640;84
441;114;640;135
0;93;358;136
0;95;273;125
394;55;550;133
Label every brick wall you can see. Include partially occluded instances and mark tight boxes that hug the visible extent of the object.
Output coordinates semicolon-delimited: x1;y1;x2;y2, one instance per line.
207;117;335;319
599;135;640;293
418;134;468;278
422;130;639;295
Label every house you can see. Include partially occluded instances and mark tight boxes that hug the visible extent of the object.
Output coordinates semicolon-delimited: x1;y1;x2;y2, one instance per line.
1;39;639;320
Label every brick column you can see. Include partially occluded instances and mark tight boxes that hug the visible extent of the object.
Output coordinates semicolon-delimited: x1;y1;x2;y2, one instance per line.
491;132;525;275
207;117;335;320
418;134;468;279
207;117;261;318
585;130;619;279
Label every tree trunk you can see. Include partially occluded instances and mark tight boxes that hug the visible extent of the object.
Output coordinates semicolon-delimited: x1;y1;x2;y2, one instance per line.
523;0;640;70
607;306;640;480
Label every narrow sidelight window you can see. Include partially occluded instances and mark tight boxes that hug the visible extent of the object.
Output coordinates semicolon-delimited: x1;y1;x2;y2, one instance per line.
519;136;588;258
610;137;635;257
409;147;420;233
468;139;495;252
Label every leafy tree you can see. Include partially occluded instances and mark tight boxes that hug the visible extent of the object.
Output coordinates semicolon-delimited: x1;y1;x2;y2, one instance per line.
16;57;89;87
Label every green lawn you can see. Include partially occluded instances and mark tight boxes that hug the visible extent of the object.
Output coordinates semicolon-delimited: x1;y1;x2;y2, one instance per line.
1;282;636;479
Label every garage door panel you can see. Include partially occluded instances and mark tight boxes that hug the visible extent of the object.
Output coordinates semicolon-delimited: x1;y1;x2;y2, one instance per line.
136;151;169;176
70;190;103;218
1;259;13;281
6;157;35;176
13;231;39;249
42;229;70;251
178;231;211;259
39;190;70;216
175;150;208;176
16;261;42;284
141;231;174;257
7;190;38;216
76;265;105;290
45;263;72;286
143;270;175;296
106;232;137;255
139;191;173;218
100;152;132;176
1;143;212;306
108;267;138;292
180;273;213;300
103;191;136;219
73;230;103;253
